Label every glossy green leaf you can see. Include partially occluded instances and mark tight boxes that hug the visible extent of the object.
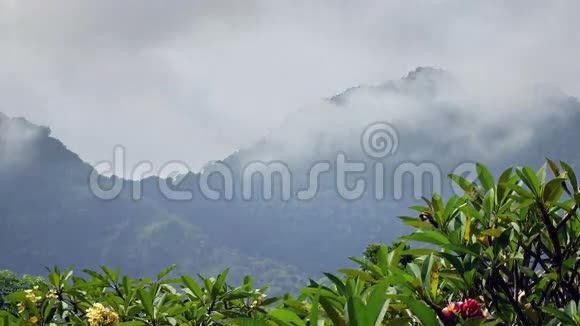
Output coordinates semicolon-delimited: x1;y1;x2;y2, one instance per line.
477;163;495;191
401;230;451;247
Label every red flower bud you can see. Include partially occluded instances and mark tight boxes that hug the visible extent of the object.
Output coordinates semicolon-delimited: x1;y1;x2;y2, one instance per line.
459;299;484;319
441;299;484;320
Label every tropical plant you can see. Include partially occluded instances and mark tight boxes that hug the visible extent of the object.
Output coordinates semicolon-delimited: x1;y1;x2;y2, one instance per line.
0;271;43;311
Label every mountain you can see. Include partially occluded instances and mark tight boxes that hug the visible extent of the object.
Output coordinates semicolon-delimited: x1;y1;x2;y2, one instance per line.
0;113;306;294
1;67;579;292
145;67;580;274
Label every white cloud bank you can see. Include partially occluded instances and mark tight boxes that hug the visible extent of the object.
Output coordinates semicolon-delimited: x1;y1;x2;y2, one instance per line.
0;0;579;171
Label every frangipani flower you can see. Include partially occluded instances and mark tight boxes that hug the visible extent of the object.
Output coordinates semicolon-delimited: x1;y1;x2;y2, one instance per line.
86;303;119;326
441;299;485;320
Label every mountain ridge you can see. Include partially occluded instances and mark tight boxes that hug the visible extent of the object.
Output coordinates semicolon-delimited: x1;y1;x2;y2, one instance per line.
1;67;580;292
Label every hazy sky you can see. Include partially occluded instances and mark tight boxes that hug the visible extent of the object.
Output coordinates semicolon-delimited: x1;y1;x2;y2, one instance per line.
1;1;579;171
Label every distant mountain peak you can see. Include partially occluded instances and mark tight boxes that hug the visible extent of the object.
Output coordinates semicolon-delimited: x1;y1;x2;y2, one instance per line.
0;112;88;175
380;66;457;95
0;113;51;140
402;66;447;81
330;66;455;104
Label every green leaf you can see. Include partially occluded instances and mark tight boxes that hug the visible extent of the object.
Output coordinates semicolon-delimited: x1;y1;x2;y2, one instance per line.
476;163;495;191
366;282;390;326
503;183;534;199
62;265;74;283
402;298;439;326
180;275;204;299
478;228;503;237
537;163;547;184
387;244;402;269
496;167;513;203
269;309;306;326
319;296;345;326
399;216;434;228
48;272;59;288
441;244;483;259
420;255;438;300
243;275;253;291
348;256;384;277
482;188;495;221
406;262;422;280
401;230;450;247
543;178;565;203
136;288;154;318
460;205;483;224
547;158;561;176
212;268;229;298
202;276;214;294
449;174;477;194
323;273;346;295
43;300;56;324
461;317;485;326
82;269;105;281
444;195;460;220
386;317;414;326
101;265;119;283
347;294;369;326
401;248;439;256
337;269;376;283
309;288;320;326
409;205;428;213
561;161;578;191
156;264;177;281
564;300;578;318
438;252;464;274
543;306;576;324
544;273;559;281
517;166;541;197
432;194;444;215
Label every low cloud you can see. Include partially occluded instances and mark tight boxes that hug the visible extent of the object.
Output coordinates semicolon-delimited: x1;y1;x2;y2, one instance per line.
0;114;48;170
0;1;579;172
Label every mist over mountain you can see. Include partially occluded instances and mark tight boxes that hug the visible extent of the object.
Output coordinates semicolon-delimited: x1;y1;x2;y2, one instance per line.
0;111;306;293
1;67;579;292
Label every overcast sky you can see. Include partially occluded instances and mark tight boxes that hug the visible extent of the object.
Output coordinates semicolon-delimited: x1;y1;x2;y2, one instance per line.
1;1;579;171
